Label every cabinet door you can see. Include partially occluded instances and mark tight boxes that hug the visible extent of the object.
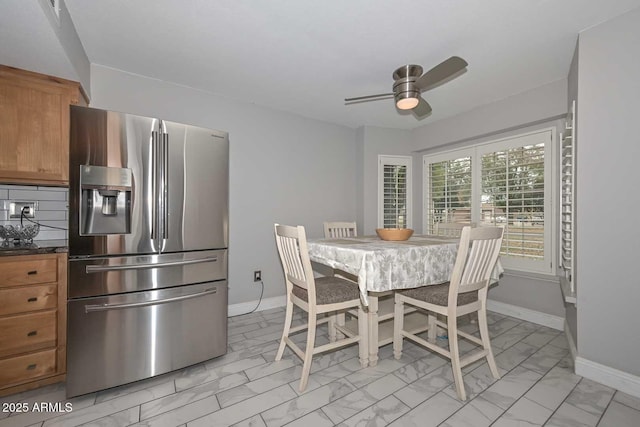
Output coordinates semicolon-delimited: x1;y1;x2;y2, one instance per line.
0;349;57;387
0;311;57;358
0;67;81;185
0;256;58;288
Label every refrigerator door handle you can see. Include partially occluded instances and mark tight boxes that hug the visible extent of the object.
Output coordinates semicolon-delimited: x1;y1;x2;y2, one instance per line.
84;287;218;313
85;255;219;273
162;132;169;240
151;130;159;240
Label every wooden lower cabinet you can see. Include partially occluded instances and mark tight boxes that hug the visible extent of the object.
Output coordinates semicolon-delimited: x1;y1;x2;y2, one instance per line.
0;253;67;396
0;349;57;387
0;284;57;316
0;311;57;358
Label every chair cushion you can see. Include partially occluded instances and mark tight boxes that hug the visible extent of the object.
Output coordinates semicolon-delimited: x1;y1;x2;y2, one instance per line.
399;282;478;306
292;276;360;305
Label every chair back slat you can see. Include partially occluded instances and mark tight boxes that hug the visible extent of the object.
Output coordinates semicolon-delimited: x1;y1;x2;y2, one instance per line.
324;221;357;238
461;238;497;286
274;224;314;294
451;226;503;296
282;236;307;288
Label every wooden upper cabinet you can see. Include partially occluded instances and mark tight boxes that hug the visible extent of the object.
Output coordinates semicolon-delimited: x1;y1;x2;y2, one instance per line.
0;65;87;186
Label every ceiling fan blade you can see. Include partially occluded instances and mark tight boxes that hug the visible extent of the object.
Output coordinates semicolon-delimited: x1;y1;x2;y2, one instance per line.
345;93;394;104
412;96;432;118
415;56;468;91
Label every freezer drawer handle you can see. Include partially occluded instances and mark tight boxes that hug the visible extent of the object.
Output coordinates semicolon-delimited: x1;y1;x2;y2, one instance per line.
85;256;218;273
84;287;217;313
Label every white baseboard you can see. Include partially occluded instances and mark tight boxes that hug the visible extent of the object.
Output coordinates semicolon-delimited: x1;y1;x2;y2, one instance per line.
228;295;286;317
229;297;565;330
487;299;564;331
576;357;640;399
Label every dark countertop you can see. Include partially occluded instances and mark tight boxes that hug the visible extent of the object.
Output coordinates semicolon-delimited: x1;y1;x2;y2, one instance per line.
0;239;68;256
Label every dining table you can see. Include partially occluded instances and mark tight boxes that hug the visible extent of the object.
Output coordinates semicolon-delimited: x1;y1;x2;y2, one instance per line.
307;234;503;366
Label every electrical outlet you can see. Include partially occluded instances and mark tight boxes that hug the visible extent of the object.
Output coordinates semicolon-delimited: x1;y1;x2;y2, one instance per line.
253;270;262;282
9;201;37;218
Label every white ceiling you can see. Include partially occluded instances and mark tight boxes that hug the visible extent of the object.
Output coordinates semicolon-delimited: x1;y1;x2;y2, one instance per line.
4;1;640;130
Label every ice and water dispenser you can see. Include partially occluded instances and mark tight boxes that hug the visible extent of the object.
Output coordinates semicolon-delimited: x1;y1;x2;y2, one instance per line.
80;165;132;235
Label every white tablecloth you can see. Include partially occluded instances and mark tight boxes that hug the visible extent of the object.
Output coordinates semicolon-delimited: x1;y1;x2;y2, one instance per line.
308;235;466;304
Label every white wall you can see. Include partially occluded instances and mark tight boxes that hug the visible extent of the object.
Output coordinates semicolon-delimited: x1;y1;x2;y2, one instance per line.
576;7;640;377
409;79;568;153
89;65;357;307
409;80;569;319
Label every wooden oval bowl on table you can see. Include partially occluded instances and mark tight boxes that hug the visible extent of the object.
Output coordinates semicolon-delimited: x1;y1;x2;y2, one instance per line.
375;228;414;241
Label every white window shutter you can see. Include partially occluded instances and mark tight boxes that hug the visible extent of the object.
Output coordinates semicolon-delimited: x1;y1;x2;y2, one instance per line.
378;156;412;229
425;156;472;234
560;101;576;303
481;143;546;261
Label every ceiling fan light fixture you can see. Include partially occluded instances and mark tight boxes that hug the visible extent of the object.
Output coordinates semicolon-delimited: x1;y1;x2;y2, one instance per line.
393;75;420;110
396;96;419;110
395;89;420;110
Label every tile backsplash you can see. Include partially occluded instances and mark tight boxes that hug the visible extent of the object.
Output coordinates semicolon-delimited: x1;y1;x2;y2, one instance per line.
0;185;68;241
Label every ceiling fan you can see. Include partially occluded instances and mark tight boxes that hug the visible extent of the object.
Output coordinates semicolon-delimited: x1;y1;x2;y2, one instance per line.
345;56;468;119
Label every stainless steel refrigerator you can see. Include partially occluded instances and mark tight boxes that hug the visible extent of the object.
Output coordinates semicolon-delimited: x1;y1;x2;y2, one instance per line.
66;105;228;397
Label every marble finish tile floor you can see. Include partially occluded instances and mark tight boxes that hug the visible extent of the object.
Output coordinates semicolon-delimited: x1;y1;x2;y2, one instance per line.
1;307;639;426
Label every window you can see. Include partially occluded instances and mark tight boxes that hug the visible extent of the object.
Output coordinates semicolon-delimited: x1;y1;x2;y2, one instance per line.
425;153;472;234
480;143;546;261
378;155;412;229
423;129;555;274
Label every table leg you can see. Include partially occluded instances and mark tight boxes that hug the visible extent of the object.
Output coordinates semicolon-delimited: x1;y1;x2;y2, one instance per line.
367;293;379;367
336;312;346;339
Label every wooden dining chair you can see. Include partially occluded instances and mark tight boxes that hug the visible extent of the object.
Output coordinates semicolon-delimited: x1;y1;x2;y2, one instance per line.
322;221;360;286
274;224;368;391
393;226;504;400
323;221;357;238
434;222;474;238
434;222;478;327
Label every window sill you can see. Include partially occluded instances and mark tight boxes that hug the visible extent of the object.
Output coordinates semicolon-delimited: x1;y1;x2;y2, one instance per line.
559;276;577;305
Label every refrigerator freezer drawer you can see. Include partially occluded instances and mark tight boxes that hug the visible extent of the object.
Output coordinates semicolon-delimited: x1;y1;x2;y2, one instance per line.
66;281;228;397
68;250;227;298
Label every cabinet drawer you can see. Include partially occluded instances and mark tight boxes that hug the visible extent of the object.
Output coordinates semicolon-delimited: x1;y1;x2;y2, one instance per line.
0;311;56;358
0;349;56;387
0;257;57;287
0;284;57;316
